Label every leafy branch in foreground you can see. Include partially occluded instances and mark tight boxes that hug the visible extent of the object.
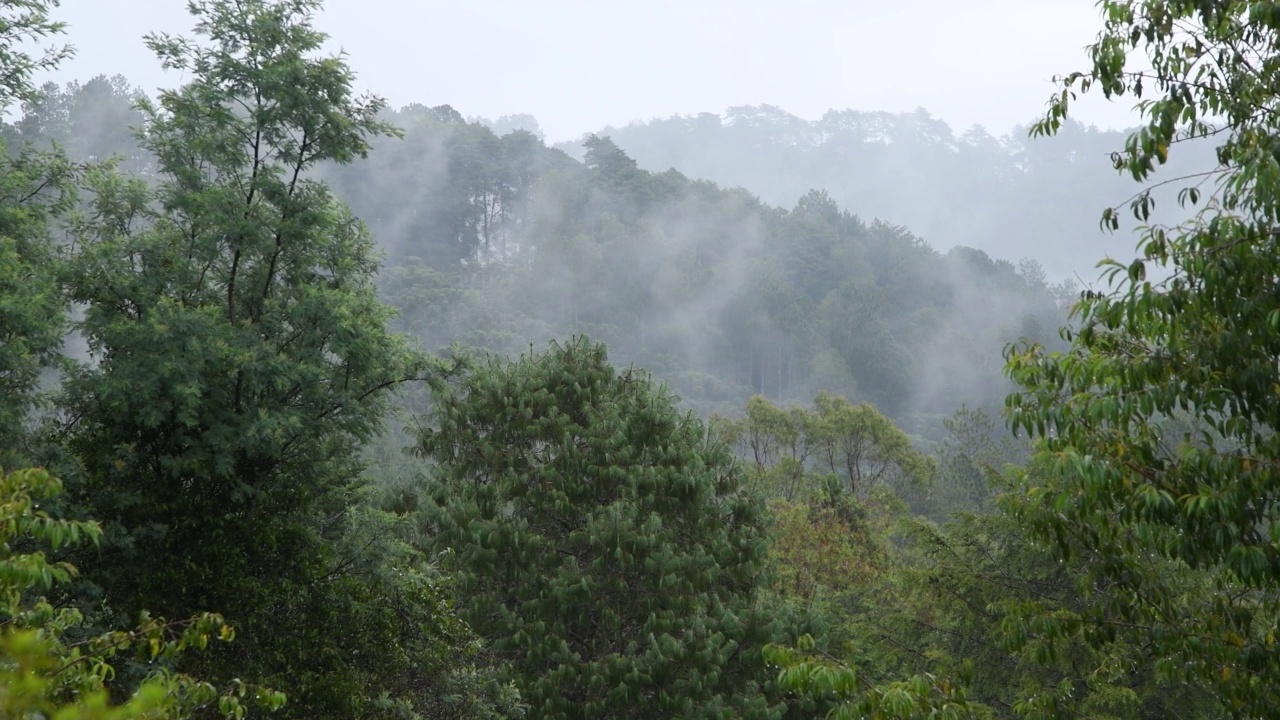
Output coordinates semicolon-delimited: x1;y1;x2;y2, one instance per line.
0;465;285;719
0;0;74;109
763;636;979;720
1008;2;1280;717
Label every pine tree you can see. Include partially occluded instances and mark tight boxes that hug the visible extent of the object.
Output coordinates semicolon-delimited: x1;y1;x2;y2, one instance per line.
417;337;808;720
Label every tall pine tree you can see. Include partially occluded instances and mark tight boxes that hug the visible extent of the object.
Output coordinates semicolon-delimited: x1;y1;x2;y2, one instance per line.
417;337;813;720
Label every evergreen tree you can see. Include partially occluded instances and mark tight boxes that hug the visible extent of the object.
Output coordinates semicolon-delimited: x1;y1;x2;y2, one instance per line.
417;337;810;720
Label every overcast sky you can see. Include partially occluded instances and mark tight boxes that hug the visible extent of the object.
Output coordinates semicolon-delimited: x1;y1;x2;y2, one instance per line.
50;0;1136;143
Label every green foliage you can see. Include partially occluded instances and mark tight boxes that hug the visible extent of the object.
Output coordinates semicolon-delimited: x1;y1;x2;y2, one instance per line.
574;105;1150;279
0;1;73;110
926;407;1023;517
0;143;75;464
0;1;1193;719
1006;1;1280;716
765;492;884;611
741;399;1214;719
722;396;973;719
886;506;1214;720
715;393;933;678
417;337;810;719
6;74;150;174
54;1;478;716
0;0;78;466
762;639;978;720
0;466;286;719
322;104;563;270
317;106;1073;420
717;393;935;504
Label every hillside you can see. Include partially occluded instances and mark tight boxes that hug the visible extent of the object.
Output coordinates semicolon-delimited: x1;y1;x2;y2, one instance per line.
561;105;1217;278
10;82;1074;421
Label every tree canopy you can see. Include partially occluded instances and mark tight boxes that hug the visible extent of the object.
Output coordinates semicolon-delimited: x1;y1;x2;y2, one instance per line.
1004;1;1280;717
416;337;812;720
9;0;1274;717
45;1;489;716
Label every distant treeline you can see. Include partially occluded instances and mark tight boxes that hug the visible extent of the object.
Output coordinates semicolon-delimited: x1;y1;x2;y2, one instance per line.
8;78;1076;423
569;105;1218;279
319;106;1083;422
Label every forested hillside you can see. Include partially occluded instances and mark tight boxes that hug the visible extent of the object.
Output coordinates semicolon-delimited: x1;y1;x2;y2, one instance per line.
2;0;1276;718
571;105;1219;278
10;80;1074;422
341;112;1077;420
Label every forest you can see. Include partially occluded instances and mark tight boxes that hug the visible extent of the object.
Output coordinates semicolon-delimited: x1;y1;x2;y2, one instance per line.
1;0;1277;718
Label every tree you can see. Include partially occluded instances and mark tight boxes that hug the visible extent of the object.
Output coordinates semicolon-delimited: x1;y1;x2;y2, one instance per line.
878;506;1217;720
0;143;74;465
715;394;962;716
56;1;478;716
313;99;1072;422
762;636;975;720
0;0;78;466
416;337;811;720
927;407;1023;517
0;466;286;719
813;285;913;415
753;408;1211;720
8;75;150;172
0;1;72;111
1004;1;1280;716
719;394;934;503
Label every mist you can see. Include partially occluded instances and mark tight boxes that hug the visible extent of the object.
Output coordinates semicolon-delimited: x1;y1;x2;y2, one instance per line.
10;0;1214;440
7;1;1263;717
6;69;1150;436
22;1;1172;438
52;0;1140;143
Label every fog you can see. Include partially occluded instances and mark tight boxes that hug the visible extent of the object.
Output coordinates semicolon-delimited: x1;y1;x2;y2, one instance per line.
5;5;1264;717
15;0;1200;436
56;0;1138;143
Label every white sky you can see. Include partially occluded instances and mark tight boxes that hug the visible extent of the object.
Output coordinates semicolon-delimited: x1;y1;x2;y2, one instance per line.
51;0;1137;142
